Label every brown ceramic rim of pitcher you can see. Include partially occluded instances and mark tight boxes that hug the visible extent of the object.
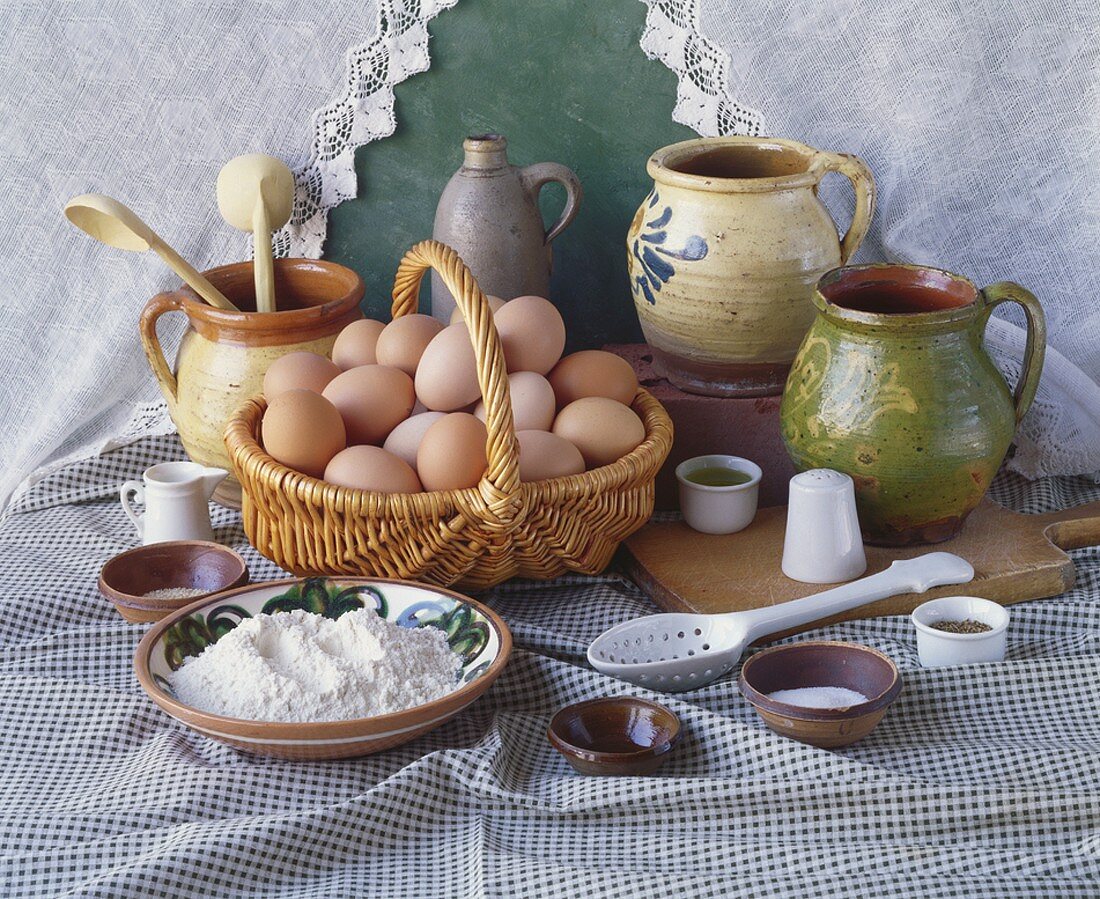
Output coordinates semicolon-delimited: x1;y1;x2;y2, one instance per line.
172;259;364;345
648;136;830;193
815;263;983;329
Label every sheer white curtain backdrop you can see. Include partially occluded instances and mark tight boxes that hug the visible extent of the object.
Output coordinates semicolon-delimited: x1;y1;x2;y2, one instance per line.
0;0;458;508
642;0;1100;478
1;1;1096;510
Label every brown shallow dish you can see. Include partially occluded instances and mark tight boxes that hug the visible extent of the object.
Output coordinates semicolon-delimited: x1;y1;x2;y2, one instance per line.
738;641;902;748
134;577;511;760
547;697;682;775
99;541;248;622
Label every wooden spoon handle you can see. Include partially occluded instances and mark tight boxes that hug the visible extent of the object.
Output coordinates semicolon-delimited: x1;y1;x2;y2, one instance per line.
252;201;275;313
149;236;239;311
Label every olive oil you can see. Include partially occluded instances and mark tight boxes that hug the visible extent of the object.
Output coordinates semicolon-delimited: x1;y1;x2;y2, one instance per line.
685;466;752;487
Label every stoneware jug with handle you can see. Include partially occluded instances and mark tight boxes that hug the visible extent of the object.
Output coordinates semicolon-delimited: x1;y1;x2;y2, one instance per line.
139;259;363;508
627;136;875;397
121;461;228;545
431;133;582;321
780;263;1045;546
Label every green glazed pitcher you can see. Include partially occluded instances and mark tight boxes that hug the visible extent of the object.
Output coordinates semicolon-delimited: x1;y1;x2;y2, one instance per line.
780;264;1045;545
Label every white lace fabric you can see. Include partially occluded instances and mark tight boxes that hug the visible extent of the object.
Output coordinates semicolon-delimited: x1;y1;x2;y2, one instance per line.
0;0;455;508
641;0;1100;478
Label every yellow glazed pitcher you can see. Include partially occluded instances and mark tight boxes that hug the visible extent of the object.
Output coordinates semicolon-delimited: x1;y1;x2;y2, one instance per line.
627;136;875;397
140;259;363;508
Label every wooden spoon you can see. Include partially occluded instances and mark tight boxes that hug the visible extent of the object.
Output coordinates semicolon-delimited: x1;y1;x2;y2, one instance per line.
65;194;238;312
216;154;294;314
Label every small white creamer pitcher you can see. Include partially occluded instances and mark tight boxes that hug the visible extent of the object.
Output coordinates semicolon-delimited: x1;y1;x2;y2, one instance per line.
120;461;228;545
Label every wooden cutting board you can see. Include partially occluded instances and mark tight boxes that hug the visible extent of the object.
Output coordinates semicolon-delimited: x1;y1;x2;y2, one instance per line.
623;499;1100;627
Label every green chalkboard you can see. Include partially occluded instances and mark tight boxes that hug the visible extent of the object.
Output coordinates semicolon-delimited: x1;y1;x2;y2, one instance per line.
323;0;696;348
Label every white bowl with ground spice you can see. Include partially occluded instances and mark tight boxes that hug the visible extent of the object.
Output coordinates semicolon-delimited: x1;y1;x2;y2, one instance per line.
911;595;1009;667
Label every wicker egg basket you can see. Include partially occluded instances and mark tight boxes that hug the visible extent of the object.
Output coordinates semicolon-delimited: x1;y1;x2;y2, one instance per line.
224;240;673;589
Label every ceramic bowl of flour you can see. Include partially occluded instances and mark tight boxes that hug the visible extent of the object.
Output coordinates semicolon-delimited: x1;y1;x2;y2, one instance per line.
134;577;511;760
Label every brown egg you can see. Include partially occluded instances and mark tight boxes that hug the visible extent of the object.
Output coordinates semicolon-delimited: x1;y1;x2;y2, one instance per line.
548;350;639;408
323;445;422;493
332;319;385;370
375;314;445;376
382;411;446;469
516;430;585;482
261;389;346;478
493;295;566;375
417;413;488;491
474;371;555;432
552;397;646;469
449;294;507;324
262;352;341;399
415;323;481;411
321;364;415;445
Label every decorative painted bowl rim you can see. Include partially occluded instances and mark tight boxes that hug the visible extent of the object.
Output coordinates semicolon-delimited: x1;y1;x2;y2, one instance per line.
738;640;903;721
134;577;512;742
546;697;682;764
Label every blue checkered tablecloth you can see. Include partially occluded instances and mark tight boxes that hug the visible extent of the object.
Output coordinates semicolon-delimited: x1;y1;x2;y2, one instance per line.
2;435;1099;898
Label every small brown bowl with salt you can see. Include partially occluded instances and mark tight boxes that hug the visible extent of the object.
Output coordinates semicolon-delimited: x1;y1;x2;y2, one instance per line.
738;641;902;749
99;540;248;622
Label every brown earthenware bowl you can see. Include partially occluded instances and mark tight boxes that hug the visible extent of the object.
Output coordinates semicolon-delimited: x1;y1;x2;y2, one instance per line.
738;641;902;748
99;541;248;623
547;697;682;775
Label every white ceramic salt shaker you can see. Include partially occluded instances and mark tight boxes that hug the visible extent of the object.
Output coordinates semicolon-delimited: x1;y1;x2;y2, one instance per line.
120;461;228;545
675;454;761;535
782;469;867;584
911;596;1009;667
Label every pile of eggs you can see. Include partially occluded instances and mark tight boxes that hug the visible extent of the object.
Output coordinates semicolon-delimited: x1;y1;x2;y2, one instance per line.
259;295;643;494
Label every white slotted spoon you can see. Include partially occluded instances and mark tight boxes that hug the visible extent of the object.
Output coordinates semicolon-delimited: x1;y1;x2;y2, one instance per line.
587;552;974;691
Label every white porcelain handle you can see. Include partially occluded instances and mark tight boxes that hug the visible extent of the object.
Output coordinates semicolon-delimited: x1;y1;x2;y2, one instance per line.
120;480;144;537
739;552;975;641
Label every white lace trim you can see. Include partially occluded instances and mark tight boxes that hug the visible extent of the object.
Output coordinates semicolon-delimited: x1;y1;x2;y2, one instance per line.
639;0;764;137
273;0;459;258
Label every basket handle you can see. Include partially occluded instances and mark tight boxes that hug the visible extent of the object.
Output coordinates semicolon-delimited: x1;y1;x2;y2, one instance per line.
391;240;522;525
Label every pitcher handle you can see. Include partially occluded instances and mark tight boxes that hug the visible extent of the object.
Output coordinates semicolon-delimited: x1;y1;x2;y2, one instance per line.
120;480;145;538
519;162;583;244
979;281;1047;422
139;291;184;412
816;152;876;264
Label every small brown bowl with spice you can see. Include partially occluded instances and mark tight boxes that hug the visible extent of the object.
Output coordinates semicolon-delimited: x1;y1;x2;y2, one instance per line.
547;697;682;776
99;541;248;622
738;641;902;749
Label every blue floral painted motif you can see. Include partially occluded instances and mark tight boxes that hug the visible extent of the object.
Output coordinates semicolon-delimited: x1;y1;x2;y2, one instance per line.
629;190;709;305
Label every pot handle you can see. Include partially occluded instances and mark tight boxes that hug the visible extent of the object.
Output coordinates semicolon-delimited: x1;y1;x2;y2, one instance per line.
519;162;583;245
816;152;876;264
979;281;1047;423
139;290;185;413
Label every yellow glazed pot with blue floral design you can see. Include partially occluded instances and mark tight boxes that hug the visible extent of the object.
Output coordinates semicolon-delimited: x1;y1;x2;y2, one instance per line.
780;264;1046;546
627;137;875;397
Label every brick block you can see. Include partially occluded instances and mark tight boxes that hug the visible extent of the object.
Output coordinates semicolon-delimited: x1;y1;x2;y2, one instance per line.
605;343;796;511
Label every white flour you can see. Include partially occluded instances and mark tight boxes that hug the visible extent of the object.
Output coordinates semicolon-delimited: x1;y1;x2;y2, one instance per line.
169;608;462;722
